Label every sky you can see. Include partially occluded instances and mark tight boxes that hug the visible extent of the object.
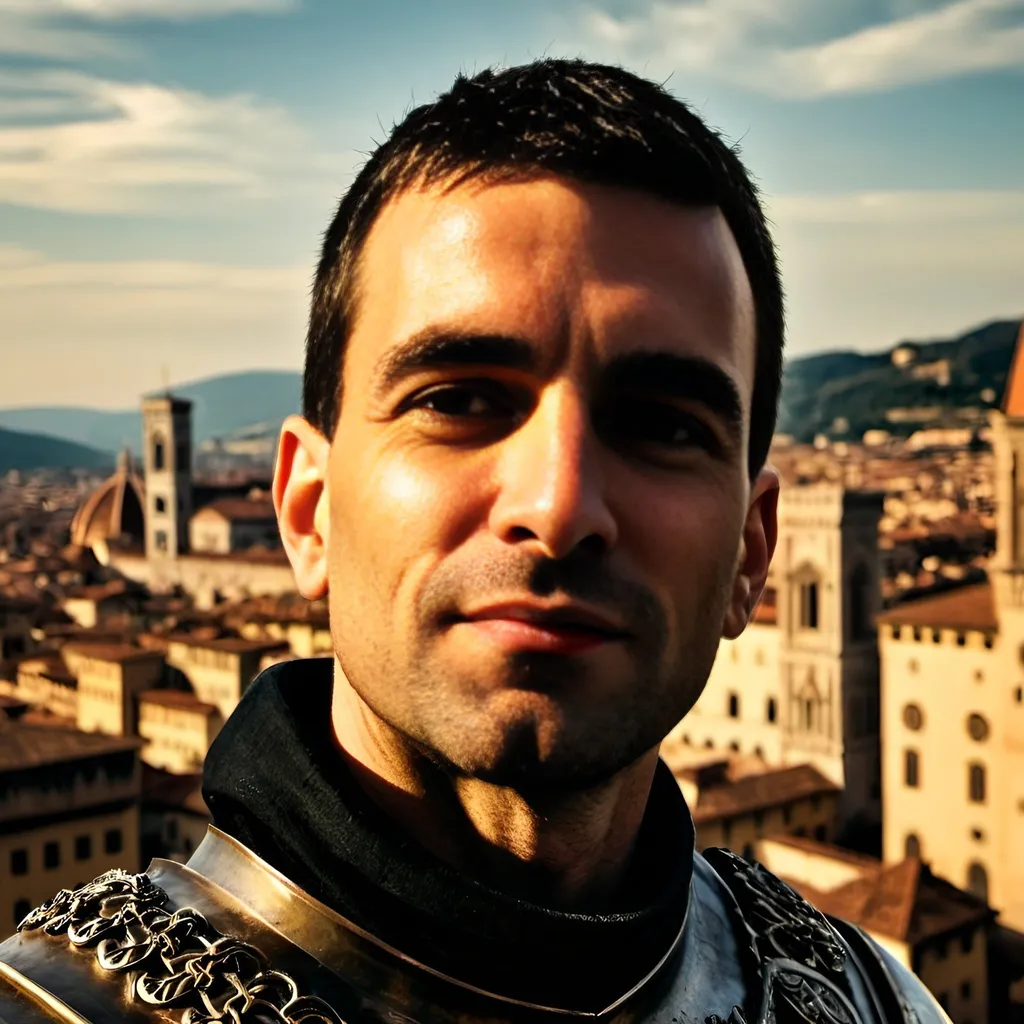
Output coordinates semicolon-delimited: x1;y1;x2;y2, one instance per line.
1;0;1022;409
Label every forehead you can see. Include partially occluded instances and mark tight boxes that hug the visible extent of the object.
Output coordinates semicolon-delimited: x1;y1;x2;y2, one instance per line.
346;176;756;396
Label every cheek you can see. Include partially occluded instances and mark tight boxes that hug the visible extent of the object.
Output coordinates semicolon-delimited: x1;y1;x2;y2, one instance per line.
331;452;490;588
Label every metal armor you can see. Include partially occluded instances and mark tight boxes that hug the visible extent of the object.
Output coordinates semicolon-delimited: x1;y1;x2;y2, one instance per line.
0;825;950;1024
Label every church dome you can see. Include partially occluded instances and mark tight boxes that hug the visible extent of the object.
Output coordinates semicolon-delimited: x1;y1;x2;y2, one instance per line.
70;449;146;556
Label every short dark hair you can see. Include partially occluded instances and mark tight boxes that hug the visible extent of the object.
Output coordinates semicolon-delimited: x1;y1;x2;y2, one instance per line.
304;58;784;478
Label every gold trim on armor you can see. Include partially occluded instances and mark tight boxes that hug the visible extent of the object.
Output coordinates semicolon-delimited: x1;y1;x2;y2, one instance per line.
0;960;92;1024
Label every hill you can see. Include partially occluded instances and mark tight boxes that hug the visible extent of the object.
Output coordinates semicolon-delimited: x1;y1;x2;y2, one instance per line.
0;318;1021;464
0;371;302;455
776;318;1023;442
0;426;114;474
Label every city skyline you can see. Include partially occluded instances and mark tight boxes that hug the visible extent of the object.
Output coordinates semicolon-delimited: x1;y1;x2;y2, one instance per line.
2;0;1022;408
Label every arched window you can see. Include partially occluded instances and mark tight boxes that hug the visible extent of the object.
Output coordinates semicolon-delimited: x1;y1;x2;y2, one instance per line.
152;433;165;471
766;697;777;723
728;692;740;718
905;833;922;859
154;496;166;514
966;862;989;901
968;762;986;803
904;749;920;788
800;581;820;629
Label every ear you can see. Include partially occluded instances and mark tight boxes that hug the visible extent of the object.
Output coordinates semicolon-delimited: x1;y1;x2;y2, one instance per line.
273;415;331;601
721;467;780;640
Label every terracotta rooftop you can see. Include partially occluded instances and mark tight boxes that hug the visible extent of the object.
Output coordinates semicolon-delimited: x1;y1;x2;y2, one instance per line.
0;722;141;772
138;689;218;716
167;634;291;655
62;641;165;664
789;858;993;945
876;581;997;632
193;498;277;523
686;763;841;824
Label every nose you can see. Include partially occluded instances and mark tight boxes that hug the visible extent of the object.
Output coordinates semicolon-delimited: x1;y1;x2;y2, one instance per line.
488;384;618;560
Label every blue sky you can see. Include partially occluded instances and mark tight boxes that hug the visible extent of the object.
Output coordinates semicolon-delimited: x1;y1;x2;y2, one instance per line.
1;0;1022;408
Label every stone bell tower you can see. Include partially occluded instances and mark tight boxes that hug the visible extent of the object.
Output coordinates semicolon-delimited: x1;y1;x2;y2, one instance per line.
141;393;193;564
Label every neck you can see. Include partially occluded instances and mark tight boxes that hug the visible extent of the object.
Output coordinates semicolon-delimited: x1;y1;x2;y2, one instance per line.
330;662;659;910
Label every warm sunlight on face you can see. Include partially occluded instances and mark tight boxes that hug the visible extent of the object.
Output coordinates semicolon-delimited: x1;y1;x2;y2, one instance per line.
288;177;776;788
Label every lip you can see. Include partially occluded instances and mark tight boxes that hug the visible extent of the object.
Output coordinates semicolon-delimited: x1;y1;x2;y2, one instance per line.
453;601;632;654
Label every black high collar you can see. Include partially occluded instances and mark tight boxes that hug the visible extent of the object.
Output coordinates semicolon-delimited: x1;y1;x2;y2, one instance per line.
202;658;695;1013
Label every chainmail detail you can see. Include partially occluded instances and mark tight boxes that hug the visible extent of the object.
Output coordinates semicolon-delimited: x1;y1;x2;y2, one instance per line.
17;869;345;1024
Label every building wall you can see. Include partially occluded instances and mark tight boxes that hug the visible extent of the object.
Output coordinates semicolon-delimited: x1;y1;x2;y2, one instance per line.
190;514;232;555
695;793;838;855
15;661;76;720
138;703;222;774
110;551;296;601
915;927;989;1024
0;804;140;939
165;642;256;721
879;624;1024;927
70;654;164;736
676;623;783;760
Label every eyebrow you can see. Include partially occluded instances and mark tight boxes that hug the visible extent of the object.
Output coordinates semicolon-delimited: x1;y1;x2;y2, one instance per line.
372;329;537;400
372;328;745;445
604;351;745;447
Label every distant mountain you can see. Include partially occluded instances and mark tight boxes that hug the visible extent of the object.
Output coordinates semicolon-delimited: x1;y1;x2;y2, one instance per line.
1;318;1021;462
0;426;114;473
776;318;1023;442
0;371;302;455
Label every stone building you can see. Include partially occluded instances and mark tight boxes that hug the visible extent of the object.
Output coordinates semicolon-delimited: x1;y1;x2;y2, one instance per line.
137;691;223;774
70;393;295;601
877;323;1024;934
0;714;142;935
667;483;885;833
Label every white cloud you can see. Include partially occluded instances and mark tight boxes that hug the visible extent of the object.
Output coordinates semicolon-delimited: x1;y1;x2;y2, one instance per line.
0;70;333;213
764;190;1024;354
580;0;1024;97
1;247;309;407
0;0;297;58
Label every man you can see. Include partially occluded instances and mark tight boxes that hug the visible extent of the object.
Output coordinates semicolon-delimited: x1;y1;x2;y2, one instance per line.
0;60;946;1024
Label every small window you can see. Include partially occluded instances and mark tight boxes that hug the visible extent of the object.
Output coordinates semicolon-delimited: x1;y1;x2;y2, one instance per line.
728;692;740;718
13;900;30;928
10;849;27;876
152;435;165;471
104;828;123;855
969;763;986;803
766;697;777;724
800;581;820;630
908;658;919;674
754;745;764;759
155;530;168;552
984;635;994;650
892;625;902;640
905;749;920;788
903;703;924;730
1016;686;1023;704
682;734;691;746
154;496;166;514
967;862;988;901
704;738;714;749
74;835;92;861
961;932;974;954
814;824;827;842
43;841;60;870
912;627;923;642
967;714;989;742
971;828;984;842
974;669;984;683
729;740;740;752
905;833;921;859
956;633;966;647
932;629;942;644
961;981;972;1001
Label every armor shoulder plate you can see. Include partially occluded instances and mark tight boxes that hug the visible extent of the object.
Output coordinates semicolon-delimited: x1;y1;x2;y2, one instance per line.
700;848;949;1024
0;869;346;1024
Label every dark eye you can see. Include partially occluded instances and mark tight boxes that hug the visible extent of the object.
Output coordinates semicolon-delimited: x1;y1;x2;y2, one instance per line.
598;401;718;456
402;381;521;421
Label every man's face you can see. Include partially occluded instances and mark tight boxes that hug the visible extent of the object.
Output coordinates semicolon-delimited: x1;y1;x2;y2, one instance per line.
319;176;769;789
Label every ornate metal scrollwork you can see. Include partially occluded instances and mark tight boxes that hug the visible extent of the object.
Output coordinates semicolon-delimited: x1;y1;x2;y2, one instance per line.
18;869;345;1024
702;849;861;1024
